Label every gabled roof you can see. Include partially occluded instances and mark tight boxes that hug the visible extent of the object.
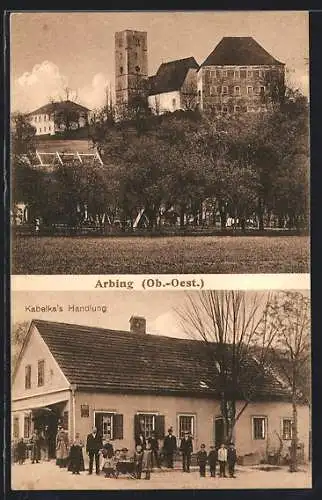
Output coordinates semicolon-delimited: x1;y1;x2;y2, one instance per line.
28;100;90;116
201;37;284;67
149;57;199;96
29;319;294;401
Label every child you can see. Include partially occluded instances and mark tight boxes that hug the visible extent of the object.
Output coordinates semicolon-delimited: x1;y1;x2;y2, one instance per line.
102;455;117;478
217;443;227;478
196;444;208;477
208;445;217;477
141;441;153;480
68;433;85;474
134;444;144;479
16;438;27;465
227;442;237;478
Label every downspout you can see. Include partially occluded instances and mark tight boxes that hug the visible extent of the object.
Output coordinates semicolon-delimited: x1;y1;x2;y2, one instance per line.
70;384;77;442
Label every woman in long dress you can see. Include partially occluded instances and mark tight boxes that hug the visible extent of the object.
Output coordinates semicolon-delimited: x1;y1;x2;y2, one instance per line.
68;433;85;474
56;426;69;467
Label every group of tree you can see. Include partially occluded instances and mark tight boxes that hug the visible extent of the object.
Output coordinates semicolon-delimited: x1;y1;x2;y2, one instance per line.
11;86;309;231
177;289;310;472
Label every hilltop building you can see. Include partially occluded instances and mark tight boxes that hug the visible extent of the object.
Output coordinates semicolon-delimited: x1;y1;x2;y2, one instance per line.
197;36;285;113
27;100;91;136
114;31;285;115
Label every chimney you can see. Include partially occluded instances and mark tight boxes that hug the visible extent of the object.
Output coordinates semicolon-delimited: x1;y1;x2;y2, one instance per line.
129;316;146;334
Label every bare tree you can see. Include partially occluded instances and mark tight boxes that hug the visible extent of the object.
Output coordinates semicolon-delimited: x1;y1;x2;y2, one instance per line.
176;290;278;443
11;321;30;375
181;81;198;111
266;291;311;472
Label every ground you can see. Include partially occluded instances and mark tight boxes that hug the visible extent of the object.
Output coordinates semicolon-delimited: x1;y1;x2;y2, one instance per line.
12;235;309;274
11;461;312;490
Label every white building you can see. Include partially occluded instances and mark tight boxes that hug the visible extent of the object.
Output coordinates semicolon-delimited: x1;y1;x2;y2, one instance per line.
27;100;91;136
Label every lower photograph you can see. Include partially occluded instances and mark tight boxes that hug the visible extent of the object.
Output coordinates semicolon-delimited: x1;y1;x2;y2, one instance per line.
10;289;311;490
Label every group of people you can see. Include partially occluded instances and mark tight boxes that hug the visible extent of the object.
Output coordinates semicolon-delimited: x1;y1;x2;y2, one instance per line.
14;424;237;480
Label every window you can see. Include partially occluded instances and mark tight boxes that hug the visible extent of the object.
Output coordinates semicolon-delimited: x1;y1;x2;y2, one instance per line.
135;65;140;73
178;414;195;438
37;360;45;386
222;69;227;77
44;127;46;133
119;66;123;75
260;86;265;94
222;86;228;95
234;70;240;79
222;106;228;114
39;128;42;133
13;416;19;439
44;114;46;121
137;414;155;439
234;105;241;113
48;126;51;131
172;98;176;110
95;412;124;440
210;85;218;96
247;70;253;78
24;415;31;438
282;419;293;440
252;416;267;440
234;86;240;95
240;69;247;79
135;37;141;47
247;86;253;95
254;70;260;78
25;365;31;389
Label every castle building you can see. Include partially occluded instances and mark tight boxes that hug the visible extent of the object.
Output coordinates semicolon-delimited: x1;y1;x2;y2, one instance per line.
148;57;199;113
115;30;148;106
197;37;285;114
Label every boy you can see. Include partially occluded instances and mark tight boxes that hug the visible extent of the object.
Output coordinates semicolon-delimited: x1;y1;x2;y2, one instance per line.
196;444;208;477
134;444;144;479
142;441;153;480
217;443;227;478
208;445;217;477
227;442;237;478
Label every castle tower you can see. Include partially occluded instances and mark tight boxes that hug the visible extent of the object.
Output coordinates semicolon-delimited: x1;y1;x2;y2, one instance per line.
115;30;148;106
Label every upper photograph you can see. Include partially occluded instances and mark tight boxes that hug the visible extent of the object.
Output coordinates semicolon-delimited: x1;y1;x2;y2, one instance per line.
10;11;310;274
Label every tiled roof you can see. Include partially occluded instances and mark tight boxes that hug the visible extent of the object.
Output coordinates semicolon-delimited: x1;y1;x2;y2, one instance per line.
32;319;293;401
149;57;199;96
201;37;284;67
28;100;90;116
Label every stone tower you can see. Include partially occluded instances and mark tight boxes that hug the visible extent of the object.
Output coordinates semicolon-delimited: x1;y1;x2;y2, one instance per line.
115;30;148;106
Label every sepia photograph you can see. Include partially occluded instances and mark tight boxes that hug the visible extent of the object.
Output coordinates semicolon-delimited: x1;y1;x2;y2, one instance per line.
11;289;311;490
10;11;310;274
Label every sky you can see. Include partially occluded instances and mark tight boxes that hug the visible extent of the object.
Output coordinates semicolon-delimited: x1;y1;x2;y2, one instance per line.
10;11;309;113
12;289;308;341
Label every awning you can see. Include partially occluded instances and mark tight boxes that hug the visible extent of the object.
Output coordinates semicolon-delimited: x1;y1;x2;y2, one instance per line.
12;390;70;412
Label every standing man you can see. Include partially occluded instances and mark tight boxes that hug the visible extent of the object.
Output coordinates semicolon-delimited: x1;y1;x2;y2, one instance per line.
163;428;177;469
86;426;102;475
227;442;237;478
148;431;161;469
180;431;193;473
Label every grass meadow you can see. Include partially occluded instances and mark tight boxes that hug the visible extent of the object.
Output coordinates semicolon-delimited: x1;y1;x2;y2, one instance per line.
12;235;309;274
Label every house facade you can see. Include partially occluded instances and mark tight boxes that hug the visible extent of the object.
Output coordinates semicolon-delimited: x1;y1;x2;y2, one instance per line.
148;57;199;114
27;100;91;136
12;318;310;462
197;37;285;113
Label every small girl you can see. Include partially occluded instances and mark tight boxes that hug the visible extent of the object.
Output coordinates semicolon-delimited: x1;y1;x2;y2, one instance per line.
141;441;153;480
134;444;144;479
68;433;85;474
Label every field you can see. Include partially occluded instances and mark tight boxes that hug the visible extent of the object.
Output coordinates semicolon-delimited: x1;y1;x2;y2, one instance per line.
12;235;309;274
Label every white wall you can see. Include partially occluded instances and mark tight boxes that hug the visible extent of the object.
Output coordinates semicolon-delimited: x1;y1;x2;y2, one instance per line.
148;90;181;114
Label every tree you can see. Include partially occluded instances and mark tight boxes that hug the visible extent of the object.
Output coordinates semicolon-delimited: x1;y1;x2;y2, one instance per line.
266;291;311;472
176;291;278;443
11;113;36;160
12;321;29;374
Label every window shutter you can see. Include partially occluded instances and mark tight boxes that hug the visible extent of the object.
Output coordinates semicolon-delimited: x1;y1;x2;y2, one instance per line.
113;414;123;440
134;414;141;438
155;415;165;439
95;413;103;434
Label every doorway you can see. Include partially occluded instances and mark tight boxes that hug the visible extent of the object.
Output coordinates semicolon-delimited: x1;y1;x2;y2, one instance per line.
214;416;225;448
32;401;67;459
